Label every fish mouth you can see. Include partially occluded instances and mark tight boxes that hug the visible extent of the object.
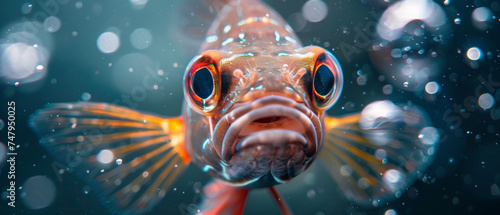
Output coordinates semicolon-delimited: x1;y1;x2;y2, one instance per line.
213;95;322;163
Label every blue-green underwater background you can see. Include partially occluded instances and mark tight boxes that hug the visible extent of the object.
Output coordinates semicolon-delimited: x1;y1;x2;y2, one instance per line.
1;0;499;214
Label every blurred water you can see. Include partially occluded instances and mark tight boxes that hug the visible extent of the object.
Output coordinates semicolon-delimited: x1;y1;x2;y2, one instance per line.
0;0;499;214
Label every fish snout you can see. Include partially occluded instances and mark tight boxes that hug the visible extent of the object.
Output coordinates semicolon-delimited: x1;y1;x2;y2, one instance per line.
212;95;322;184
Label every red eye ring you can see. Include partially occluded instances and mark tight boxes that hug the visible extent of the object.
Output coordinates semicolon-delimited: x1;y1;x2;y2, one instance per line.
184;51;223;115
308;46;344;111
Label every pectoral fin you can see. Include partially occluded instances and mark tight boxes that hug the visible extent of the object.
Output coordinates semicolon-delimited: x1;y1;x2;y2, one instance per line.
29;102;189;214
320;101;439;205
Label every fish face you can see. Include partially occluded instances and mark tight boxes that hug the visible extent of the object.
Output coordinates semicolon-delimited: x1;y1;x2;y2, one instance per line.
184;46;343;187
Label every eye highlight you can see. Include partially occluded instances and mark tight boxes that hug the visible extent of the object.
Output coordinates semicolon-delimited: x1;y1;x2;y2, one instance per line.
192;68;214;99
313;65;335;96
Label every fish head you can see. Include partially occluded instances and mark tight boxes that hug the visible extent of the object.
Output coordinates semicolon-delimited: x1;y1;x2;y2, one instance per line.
183;46;343;187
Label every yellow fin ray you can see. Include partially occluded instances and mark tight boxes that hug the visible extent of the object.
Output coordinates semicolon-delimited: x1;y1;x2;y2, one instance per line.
29;102;189;215
320;101;439;206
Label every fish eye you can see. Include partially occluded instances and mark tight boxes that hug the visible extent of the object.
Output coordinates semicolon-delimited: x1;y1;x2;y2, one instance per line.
191;68;214;99
313;65;335;96
184;51;223;114
310;48;344;111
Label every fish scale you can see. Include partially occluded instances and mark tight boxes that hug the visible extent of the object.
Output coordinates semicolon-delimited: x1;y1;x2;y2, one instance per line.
201;0;301;52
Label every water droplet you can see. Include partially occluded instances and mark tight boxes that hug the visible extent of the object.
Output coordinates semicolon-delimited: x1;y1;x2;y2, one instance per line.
454;18;461;24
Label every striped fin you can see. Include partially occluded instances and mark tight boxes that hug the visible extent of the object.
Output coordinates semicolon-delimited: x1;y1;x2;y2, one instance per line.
29;102;189;214
320;101;439;206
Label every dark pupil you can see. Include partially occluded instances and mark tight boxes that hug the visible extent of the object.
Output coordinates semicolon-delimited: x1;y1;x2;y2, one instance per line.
314;65;334;96
192;68;214;99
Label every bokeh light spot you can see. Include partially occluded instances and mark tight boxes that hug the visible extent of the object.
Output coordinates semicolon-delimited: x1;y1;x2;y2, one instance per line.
22;176;56;210
385;209;397;215
382;84;393;95
97;149;114;164
466;47;482;61
81;92;91;101
383;169;403;184
425;81;439;94
97;32;120;54
75;2;83;9
21;3;33;14
418;127;440;145
130;0;149;10
478;93;494;110
472;7;494;30
0;42;48;84
302;0;328;23
130;28;152;49
472;7;493;22
43;16;61;33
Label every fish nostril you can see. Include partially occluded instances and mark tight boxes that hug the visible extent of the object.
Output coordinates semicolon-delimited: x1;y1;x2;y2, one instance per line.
253;116;282;123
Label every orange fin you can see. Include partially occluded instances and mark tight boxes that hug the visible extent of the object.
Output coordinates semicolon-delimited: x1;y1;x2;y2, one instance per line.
320;101;439;206
29;102;189;214
199;180;249;215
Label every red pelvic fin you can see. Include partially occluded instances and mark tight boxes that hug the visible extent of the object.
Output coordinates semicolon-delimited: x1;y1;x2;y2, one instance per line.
199;180;249;215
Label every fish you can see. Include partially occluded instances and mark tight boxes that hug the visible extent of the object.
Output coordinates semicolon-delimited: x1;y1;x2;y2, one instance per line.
29;0;439;214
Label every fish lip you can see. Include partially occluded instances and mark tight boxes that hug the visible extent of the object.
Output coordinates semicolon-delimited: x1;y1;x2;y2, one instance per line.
235;129;308;151
213;95;321;162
